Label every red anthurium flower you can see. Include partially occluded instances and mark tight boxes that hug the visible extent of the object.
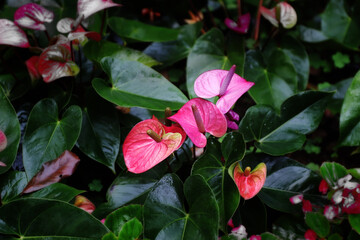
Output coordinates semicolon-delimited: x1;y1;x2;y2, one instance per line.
168;98;227;148
319;179;329;194
152;116;186;147
25;56;41;83
123;119;183;174
74;195;96;214
14;3;54;31
233;162;267;200
38;44;80;83
194;65;254;115
302;199;313;212
289;194;303;204
0;19;30;48
304;229;317;240
324;205;340;220
260;2;297;29
0;130;7;152
77;0;121;19
224;13;251;34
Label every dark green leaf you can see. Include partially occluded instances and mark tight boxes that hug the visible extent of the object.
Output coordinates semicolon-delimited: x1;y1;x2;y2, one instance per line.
272;215;307;240
23;99;82;179
93;59;188;111
108;17;180;42
221;132;246;167
24;183;84;202
118;218;143;240
298;25;329;43
102;232;118;240
319;78;352;114
239;91;333;155
349;214;360;234
0;171;27;204
305;212;330;238
0;86;20;174
261;232;282;240
328;233;343;240
238;197;267;235
227;33;246;76
320;162;348;188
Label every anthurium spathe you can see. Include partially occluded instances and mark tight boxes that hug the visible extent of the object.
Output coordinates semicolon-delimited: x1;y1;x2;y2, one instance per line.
38;44;80;83
0;19;30;48
168;98;227;148
123;119;183;174
25;56;41;83
0;129;7;152
74;195;96;214
14;3;54;31
77;0;121;19
56;18;101;44
152;116;187;147
224;13;251;34
194;65;254;114
260;2;297;29
233;162;267;200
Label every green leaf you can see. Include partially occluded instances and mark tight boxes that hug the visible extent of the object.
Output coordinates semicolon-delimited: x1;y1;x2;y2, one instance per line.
349;168;360;179
77;89;120;171
221;132;246;167
144;174;219;240
89;179;103;192
192;138;240;232
305;212;330;238
0;74;29;101
105;205;143;236
349;214;360;235
339;70;360;146
239;91;332;155
319;162;348;188
144;22;202;67
186;28;232;99
108;17;180;42
237;197;267;235
83;40;160;67
102;232;118;240
24;183;84;202
332;52;350;68
321;0;360;49
0;171;27;204
118;218;143;240
93;59;188;111
298;25;329;43
328;233;343;240
23;99;82;179
319;78;352;114
0;86;20;174
261;232;282;240
0;198;108;238
272;215;307;240
244;49;298;111
227;33;246;77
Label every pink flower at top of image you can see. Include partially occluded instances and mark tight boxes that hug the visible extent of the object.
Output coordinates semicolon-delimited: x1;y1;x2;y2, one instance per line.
77;0;121;19
233;163;267;200
260;2;297;29
224;13;251;34
0;19;30;48
304;229;317;240
123;118;184;173
14;3;54;31
168;98;227;148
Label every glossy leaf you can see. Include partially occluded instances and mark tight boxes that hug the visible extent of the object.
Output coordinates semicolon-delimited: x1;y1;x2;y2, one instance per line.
191;138;240;232
78;0;121;19
0;171;27;204
144;174;219;240
23;99;82;180
0;86;21;174
24;183;84;202
237;197;267;235
221;132;246;167
14;3;54;31
118;218;143;240
0;198;109;238
298;25;329;43
239;91;332;155
0;19;30;48
84;40;159;67
305;212;330;238
108;17;179;42
339;70;360;146
349;214;360;234
319;162;348;189
77;89;120;171
93;58;188;111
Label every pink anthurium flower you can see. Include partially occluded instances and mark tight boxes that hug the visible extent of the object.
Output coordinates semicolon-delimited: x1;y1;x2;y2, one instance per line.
56;18;101;44
0;19;30;48
77;0;121;19
260;2;297;29
233;162;267;200
74;195;96;214
0;130;7;152
194;65;254;114
25;56;41;83
167;98;227;148
123;119;183;174
14;3;54;31
224;13;251;34
152;116;187;147
38;44;80;83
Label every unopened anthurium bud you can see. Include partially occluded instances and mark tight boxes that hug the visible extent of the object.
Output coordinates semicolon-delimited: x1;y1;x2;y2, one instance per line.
277;2;297;29
0;130;7;152
74;195;96;214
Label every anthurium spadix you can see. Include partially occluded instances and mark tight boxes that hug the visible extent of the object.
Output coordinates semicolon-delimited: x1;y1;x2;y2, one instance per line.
77;0;121;19
0;19;30;48
14;3;54;31
260;2;297;29
123;119;183;174
168;98;227;148
224;13;251;34
194;65;254;114
231;162;267;200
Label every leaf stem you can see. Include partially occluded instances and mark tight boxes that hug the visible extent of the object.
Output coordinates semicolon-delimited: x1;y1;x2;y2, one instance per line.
254;0;263;41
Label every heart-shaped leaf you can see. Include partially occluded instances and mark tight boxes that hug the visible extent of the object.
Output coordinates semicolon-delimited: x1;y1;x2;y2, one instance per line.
239;91;333;155
0;19;30;48
349;214;360;234
24;183;84;202
23;99;82;180
221;132;246;167
144;174;219;240
0;171;27;204
78;0;121;19
22;150;80;193
118;218;143;240
93;58;188;111
305;212;330;238
0;86;21;174
14;3;54;31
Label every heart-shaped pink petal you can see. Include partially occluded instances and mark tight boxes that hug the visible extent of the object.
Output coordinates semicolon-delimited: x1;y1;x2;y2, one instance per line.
260;6;278;27
14;3;54;31
168;98;227;148
78;0;121;19
233;163;267;200
0;130;7;152
25;56;41;82
152;116;186;149
194;70;254;114
0;19;30;48
123;119;182;174
224;13;251;34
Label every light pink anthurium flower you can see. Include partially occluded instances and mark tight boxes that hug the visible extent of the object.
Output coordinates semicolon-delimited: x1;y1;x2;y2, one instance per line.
224;13;251;34
14;3;54;31
77;0;121;19
56;18;101;44
194;65;254;115
0;130;7;152
168;98;227;148
233;162;267;200
0;19;30;48
260;2;297;29
123;119;183;174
